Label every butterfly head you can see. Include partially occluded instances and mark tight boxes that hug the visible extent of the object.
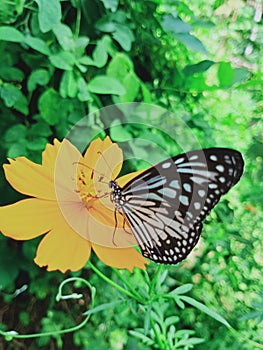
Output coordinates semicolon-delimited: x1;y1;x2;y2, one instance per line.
109;180;122;205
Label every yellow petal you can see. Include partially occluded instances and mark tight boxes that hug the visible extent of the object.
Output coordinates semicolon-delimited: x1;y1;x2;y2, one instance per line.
3;157;56;199
34;220;91;272
54;138;84;202
42;138;61;168
92;243;149;272
0;199;59;239
84;136;123;181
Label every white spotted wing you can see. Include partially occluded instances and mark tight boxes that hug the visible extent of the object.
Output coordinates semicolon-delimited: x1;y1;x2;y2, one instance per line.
111;148;244;264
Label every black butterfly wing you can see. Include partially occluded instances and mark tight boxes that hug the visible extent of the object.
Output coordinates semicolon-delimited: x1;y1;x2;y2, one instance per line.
119;148;244;264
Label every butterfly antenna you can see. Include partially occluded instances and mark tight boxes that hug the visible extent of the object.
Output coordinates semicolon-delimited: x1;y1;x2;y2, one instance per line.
97;151;116;179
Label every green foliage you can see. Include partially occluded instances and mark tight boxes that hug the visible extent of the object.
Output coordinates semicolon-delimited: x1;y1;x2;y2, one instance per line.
0;0;263;349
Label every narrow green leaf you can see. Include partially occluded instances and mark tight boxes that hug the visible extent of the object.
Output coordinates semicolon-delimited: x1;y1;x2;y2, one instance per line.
176;33;207;54
183;60;215;76
169;284;193;296
83;300;123;315
181;295;231;327
162;14;192;33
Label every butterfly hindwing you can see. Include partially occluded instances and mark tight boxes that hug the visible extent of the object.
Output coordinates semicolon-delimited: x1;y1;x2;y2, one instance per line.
114;148;244;264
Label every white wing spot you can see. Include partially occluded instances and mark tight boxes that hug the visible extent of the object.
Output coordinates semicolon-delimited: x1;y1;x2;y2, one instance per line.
166;239;171;244
189;155;198;160
174;157;185;165
198;189;205;197
182;240;188;246
158;187;177;198
162;162;172;169
210;155;218;161
208;183;218;189
179;195;189;206
216;165;224;172
170;179;180;189
194;202;201;210
219;176;226;183
183;183;191;192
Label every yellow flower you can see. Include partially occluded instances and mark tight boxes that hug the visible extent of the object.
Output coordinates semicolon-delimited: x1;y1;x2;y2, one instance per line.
0;137;148;272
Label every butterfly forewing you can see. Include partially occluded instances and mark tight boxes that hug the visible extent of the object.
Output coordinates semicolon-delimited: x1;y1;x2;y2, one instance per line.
111;148;244;264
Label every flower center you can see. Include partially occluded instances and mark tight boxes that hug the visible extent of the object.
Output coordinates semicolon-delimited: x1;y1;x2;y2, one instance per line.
76;168;108;209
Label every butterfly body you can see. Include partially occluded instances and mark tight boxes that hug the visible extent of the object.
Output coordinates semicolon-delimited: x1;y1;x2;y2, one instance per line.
109;148;244;264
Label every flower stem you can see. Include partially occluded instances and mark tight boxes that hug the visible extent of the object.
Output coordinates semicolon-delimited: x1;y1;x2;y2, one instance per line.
112;268;145;303
87;261;145;304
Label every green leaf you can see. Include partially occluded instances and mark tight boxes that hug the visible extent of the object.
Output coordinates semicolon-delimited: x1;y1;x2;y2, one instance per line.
176;33;207;54
218;62;234;86
0;26;24;42
29;122;52;137
59;70;78;98
24;36;50;55
112;23;134;51
141;82;151;103
96;17;116;32
83;300;123;316
100;0;119;12
0;66;24;81
0;83;25;107
77;77;91;101
0;240;20;288
92;39;108;67
8;141;28;157
183;60;215;76
4;124;27;143
107;53;133;79
13;93;28;115
181;296;231;327
162;14;192;33
88;75;126;95
120;71;140;102
53;22;74;51
110;120;133;141
232;68;250;84
49;51;75;70
34;0;61;33
26;137;48;151
169;284;193;296
27;69;50;92
38;88;62;125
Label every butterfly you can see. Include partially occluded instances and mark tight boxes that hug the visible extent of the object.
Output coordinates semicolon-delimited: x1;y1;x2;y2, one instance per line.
109;148;244;264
